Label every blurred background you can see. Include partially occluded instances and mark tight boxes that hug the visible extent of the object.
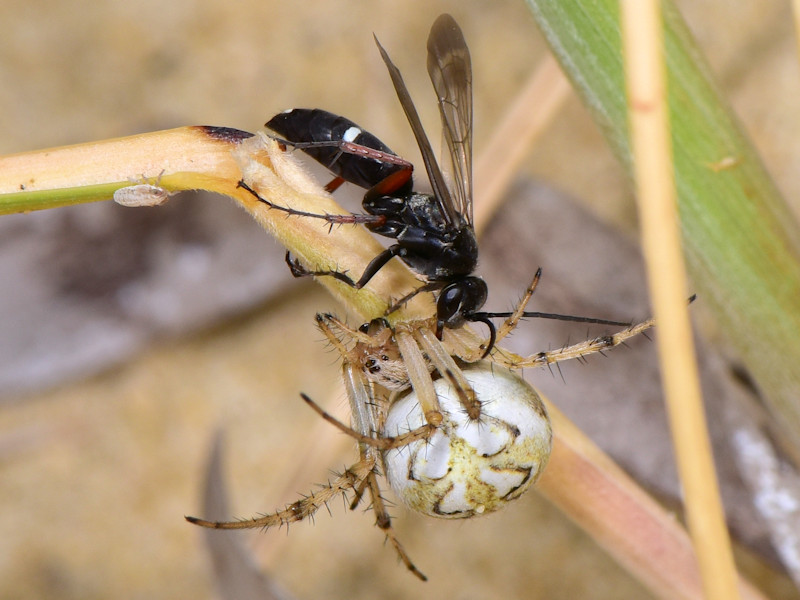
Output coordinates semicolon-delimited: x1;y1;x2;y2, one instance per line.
1;0;799;598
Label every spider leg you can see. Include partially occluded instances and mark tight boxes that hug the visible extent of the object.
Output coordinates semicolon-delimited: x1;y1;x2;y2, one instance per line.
316;313;395;348
413;326;481;420
493;268;542;346
185;458;375;530
349;465;372;511
395;327;443;427
301;392;435;450
366;469;427;581
489;317;656;370
333;340;426;580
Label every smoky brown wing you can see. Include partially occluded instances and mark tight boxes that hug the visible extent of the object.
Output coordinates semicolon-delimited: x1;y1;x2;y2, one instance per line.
374;35;460;227
427;14;473;225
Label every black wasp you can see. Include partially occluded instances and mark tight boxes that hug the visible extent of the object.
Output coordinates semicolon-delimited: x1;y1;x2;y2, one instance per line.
239;14;626;353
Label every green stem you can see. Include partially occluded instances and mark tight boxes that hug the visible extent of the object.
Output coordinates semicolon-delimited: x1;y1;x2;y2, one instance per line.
527;0;800;456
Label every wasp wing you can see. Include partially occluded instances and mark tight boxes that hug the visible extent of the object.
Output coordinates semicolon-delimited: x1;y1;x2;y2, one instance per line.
427;14;473;226
374;36;460;228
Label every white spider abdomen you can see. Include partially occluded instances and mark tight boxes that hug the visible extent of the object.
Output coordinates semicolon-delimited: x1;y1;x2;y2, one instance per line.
383;361;552;518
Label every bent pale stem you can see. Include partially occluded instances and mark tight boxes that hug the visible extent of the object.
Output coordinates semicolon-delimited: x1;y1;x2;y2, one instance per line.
0;126;430;324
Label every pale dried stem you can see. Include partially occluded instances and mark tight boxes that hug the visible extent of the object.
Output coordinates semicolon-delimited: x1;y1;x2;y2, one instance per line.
621;1;740;597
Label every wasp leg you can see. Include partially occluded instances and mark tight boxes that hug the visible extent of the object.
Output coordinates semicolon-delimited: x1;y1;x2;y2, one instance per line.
284;244;407;291
237;180;384;226
269;134;414;174
384;281;443;315
284;252;358;287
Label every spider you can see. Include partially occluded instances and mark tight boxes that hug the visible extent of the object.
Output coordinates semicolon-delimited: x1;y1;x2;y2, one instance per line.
186;269;656;581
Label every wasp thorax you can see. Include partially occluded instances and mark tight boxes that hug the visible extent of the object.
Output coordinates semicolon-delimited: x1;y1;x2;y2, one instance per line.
383;362;552;518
